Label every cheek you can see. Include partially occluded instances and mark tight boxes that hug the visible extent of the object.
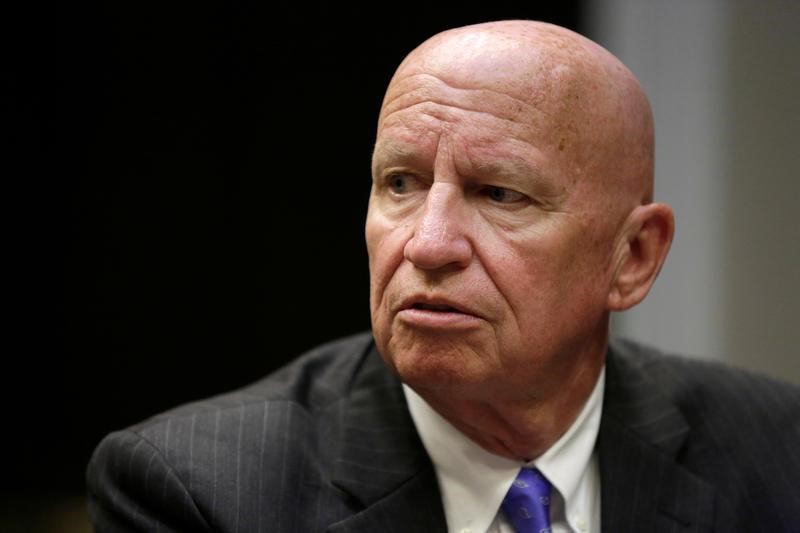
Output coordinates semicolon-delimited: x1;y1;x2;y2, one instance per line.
495;225;608;325
365;213;409;309
567;215;617;289
535;230;614;323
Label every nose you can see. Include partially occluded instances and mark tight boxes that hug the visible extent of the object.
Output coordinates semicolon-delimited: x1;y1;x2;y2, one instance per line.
403;183;473;270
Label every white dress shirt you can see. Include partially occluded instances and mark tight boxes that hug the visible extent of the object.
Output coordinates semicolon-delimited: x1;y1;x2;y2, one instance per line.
403;367;605;533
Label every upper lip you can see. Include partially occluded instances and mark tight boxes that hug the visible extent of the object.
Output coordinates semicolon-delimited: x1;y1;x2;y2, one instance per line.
399;294;480;317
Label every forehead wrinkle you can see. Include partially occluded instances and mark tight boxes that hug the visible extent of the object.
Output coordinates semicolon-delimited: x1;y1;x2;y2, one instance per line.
380;73;549;131
380;101;539;147
383;73;539;114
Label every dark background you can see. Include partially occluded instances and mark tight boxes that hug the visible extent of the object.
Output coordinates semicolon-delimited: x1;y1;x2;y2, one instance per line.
7;2;581;529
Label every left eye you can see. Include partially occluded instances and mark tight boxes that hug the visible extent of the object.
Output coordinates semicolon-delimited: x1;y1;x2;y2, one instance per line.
484;186;526;203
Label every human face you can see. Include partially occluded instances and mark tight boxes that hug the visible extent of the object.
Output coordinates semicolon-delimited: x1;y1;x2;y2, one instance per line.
366;63;618;400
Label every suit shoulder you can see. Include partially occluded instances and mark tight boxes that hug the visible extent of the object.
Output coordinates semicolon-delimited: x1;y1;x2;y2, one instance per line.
87;332;379;531
238;331;376;406
131;331;375;433
610;337;800;429
609;339;800;528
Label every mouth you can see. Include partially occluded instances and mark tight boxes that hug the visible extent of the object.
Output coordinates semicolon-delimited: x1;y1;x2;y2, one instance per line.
411;302;461;312
397;296;482;329
402;297;475;315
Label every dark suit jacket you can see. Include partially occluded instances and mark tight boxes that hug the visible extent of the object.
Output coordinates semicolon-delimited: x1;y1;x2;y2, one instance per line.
87;332;800;532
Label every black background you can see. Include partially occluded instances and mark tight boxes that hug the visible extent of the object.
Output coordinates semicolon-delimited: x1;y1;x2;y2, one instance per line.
7;1;581;527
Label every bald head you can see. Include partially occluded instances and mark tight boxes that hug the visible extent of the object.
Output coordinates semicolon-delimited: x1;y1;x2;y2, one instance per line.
381;20;655;209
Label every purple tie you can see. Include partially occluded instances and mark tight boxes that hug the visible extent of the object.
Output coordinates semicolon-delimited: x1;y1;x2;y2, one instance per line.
501;468;552;533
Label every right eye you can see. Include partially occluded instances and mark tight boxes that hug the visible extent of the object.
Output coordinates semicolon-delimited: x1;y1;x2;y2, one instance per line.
387;173;417;194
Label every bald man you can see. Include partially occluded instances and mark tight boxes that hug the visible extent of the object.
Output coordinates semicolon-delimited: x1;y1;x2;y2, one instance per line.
87;21;800;533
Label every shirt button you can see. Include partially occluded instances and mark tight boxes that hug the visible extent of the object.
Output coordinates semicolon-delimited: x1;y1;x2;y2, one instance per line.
459;529;472;533
576;515;588;531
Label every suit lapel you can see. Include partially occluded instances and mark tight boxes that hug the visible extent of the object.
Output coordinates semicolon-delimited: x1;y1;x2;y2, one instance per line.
599;341;715;532
328;467;446;533
329;344;447;533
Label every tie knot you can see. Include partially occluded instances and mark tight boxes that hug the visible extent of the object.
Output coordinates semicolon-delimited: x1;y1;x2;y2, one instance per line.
501;468;552;533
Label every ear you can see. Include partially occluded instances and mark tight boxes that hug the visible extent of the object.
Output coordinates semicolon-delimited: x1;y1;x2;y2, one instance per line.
607;203;674;311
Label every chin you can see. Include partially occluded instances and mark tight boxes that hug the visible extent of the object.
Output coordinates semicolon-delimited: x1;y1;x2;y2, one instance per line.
380;330;493;392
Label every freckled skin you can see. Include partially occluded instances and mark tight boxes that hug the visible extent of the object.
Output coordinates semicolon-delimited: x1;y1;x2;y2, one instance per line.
365;21;673;460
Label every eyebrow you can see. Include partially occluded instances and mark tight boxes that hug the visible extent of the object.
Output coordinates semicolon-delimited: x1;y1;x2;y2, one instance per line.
470;154;567;205
467;147;551;187
371;140;424;165
472;158;540;182
374;140;540;177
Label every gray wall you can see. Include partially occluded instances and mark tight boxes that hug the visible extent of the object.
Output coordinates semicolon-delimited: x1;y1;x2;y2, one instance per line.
586;0;799;383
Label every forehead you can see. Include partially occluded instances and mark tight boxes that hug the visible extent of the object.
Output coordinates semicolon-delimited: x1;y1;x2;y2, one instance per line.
373;68;575;187
378;72;547;141
375;35;603;168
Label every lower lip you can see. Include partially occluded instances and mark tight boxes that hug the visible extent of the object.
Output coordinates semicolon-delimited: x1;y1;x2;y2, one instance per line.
397;308;483;329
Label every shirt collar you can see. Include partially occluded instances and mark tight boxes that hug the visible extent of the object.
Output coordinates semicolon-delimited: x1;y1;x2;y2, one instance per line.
404;367;605;533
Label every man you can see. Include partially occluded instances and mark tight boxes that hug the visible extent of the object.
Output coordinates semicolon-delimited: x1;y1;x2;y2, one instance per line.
87;20;800;532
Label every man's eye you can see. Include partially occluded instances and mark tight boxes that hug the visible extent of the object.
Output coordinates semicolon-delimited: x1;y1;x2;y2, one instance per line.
388;174;414;194
484;186;526;204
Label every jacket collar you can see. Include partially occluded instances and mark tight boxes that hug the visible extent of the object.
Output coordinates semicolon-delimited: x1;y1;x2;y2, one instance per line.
599;339;716;532
329;342;447;532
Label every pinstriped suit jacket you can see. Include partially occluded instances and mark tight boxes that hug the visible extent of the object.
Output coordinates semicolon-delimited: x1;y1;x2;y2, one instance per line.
87;332;800;532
